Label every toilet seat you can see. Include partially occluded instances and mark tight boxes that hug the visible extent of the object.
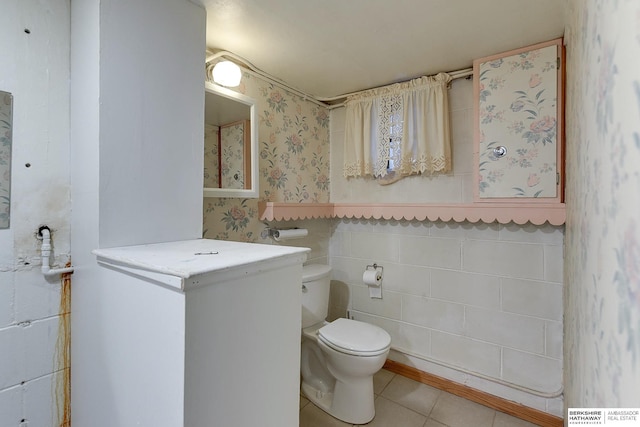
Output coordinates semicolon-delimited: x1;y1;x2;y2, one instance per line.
318;318;391;357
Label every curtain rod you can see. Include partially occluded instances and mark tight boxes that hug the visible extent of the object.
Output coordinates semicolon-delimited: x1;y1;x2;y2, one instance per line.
316;68;473;104
206;50;473;109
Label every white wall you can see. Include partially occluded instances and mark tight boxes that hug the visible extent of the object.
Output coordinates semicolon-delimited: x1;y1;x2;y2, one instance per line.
0;1;71;426
97;0;205;248
70;0;205;424
329;78;564;416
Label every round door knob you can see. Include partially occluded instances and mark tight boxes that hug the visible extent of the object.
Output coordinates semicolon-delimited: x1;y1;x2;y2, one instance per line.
493;146;507;158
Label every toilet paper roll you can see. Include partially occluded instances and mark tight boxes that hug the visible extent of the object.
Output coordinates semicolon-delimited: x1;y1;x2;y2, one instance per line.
272;228;308;241
362;269;382;287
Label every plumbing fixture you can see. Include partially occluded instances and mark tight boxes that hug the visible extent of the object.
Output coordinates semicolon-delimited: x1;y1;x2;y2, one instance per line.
38;226;74;278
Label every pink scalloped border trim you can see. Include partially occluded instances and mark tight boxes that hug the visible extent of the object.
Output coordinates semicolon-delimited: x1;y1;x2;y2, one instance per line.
258;202;566;225
258;202;334;221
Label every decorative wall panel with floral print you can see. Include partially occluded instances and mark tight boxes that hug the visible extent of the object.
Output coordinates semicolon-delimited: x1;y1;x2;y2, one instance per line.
475;39;562;200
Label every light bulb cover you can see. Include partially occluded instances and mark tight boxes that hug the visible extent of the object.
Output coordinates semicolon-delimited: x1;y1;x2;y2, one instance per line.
212;61;242;87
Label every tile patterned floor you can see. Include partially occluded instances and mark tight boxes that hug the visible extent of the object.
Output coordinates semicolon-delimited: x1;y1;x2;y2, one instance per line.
299;369;540;427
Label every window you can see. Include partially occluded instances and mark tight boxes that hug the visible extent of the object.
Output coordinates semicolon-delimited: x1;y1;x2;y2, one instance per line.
343;73;453;183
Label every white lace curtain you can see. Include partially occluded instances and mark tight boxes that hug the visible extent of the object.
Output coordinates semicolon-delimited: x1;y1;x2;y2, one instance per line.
343;73;452;181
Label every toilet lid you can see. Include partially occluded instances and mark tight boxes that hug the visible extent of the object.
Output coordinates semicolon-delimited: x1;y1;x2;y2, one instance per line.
318;318;391;356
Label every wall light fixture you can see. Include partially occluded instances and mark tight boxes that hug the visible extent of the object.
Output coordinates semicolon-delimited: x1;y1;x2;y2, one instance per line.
212;60;242;87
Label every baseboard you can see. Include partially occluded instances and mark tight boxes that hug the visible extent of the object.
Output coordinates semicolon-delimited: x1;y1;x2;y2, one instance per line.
383;359;563;427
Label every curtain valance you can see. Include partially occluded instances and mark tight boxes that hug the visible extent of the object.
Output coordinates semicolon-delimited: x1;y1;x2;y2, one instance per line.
343;73;452;181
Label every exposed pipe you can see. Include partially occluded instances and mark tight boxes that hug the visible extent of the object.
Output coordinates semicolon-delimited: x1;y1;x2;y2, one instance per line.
38;226;74;277
316;68;473;104
206;51;328;108
205;50;473;108
388;346;564;399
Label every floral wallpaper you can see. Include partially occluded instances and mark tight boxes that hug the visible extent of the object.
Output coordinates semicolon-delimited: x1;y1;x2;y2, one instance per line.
478;42;559;198
564;0;640;410
0;91;12;229
220;121;246;189
204;123;219;188
203;72;330;241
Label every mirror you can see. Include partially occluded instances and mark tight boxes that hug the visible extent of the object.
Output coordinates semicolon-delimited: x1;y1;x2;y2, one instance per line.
203;82;258;198
0;91;12;229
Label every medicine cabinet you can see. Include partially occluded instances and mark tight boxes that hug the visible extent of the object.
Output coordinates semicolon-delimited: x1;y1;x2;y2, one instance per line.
203;82;258;198
474;38;564;203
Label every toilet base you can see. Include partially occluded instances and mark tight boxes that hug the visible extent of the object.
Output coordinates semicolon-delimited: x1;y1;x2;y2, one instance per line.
301;381;334;415
301;377;375;425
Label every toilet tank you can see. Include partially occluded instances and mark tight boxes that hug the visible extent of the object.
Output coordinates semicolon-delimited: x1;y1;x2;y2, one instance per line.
301;264;332;329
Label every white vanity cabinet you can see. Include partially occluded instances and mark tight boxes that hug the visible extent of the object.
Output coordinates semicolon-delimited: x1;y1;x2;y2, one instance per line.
474;38;564;202
92;239;309;427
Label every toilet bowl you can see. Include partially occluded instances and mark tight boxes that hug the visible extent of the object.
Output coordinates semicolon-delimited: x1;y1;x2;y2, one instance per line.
300;265;391;424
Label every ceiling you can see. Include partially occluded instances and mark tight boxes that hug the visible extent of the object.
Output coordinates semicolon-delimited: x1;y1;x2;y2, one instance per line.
202;0;565;100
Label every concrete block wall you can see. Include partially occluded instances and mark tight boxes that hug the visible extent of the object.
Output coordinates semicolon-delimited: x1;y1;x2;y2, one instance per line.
329;219;564;414
0;1;71;426
265;219;333;265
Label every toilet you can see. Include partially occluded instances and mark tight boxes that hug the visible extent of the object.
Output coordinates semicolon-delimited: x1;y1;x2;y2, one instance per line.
300;264;391;424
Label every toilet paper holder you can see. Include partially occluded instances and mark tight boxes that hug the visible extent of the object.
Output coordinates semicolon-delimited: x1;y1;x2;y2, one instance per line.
260;226;308;241
364;263;384;299
365;263;383;277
